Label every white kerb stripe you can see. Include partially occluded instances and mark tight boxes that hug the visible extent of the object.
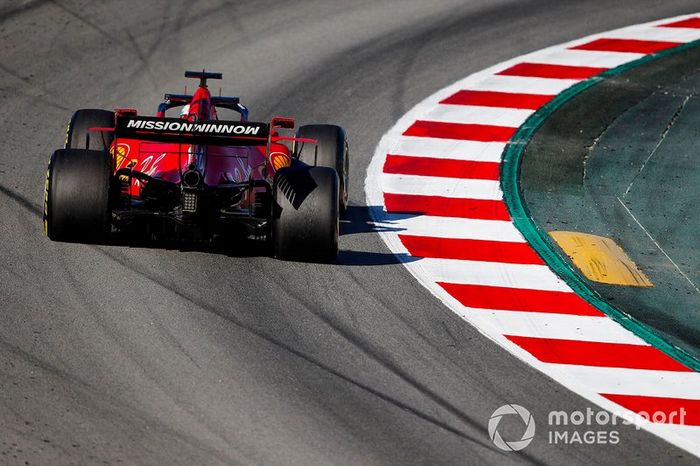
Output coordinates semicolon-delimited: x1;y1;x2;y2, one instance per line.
380;173;503;200
422;104;532;128
459;309;647;345
389;137;506;162
532;49;643;68
377;215;525;242
561;365;700;399
599;25;700;43
409;258;572;292
468;75;581;94
645;424;700;448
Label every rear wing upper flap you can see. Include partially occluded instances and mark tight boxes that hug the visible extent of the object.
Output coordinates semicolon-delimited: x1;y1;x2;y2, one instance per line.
113;115;269;145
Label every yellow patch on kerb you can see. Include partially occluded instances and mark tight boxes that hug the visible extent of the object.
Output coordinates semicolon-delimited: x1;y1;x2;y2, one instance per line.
549;231;653;287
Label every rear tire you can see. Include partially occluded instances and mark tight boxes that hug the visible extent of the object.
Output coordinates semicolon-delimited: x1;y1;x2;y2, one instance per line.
66;109;115;151
45;148;112;242
272;163;338;262
296;124;348;212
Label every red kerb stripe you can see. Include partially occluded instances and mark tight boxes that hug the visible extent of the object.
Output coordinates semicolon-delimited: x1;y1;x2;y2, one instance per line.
601;394;700;426
383;193;511;220
659;17;700;28
437;282;604;316
439;90;554;110
571;38;681;54
403;120;516;142
399;235;544;264
497;62;607;79
383;154;500;180
506;336;692;371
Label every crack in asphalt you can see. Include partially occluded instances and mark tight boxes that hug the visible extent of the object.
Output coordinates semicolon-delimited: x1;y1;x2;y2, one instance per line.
622;93;693;198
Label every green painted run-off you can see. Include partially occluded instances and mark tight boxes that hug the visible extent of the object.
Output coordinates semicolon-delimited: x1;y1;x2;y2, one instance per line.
500;39;700;372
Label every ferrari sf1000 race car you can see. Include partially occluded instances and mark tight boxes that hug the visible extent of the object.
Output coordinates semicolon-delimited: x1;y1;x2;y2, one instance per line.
43;71;349;262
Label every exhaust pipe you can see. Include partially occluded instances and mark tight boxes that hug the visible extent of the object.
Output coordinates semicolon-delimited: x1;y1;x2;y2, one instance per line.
182;169;202;188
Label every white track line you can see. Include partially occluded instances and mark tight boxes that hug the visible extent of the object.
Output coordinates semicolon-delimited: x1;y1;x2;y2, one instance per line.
617;197;700;296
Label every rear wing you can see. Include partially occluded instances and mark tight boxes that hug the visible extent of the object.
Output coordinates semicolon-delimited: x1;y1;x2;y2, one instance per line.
114;115;269;145
89;114;317;149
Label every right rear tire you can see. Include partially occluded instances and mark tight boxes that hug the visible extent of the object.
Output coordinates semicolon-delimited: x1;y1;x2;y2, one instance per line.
44;148;112;242
272;163;339;262
295;124;348;212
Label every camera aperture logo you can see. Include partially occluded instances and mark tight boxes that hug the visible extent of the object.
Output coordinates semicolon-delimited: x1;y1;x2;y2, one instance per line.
489;404;687;451
488;404;536;451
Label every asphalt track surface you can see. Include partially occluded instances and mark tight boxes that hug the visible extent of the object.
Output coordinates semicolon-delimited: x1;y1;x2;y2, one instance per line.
1;1;699;464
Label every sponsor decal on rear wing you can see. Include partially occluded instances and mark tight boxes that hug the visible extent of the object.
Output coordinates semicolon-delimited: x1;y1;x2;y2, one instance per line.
115;116;269;145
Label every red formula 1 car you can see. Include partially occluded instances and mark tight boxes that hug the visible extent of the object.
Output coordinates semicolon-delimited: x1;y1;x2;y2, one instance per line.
44;71;349;262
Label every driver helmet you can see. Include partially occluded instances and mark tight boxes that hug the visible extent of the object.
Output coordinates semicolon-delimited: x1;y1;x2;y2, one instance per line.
180;104;191;119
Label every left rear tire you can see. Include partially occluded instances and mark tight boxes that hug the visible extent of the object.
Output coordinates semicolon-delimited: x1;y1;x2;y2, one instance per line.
66;108;115;151
44;148;112;243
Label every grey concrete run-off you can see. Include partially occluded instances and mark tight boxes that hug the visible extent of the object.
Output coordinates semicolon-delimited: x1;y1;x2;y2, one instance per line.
522;44;700;361
2;1;700;464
